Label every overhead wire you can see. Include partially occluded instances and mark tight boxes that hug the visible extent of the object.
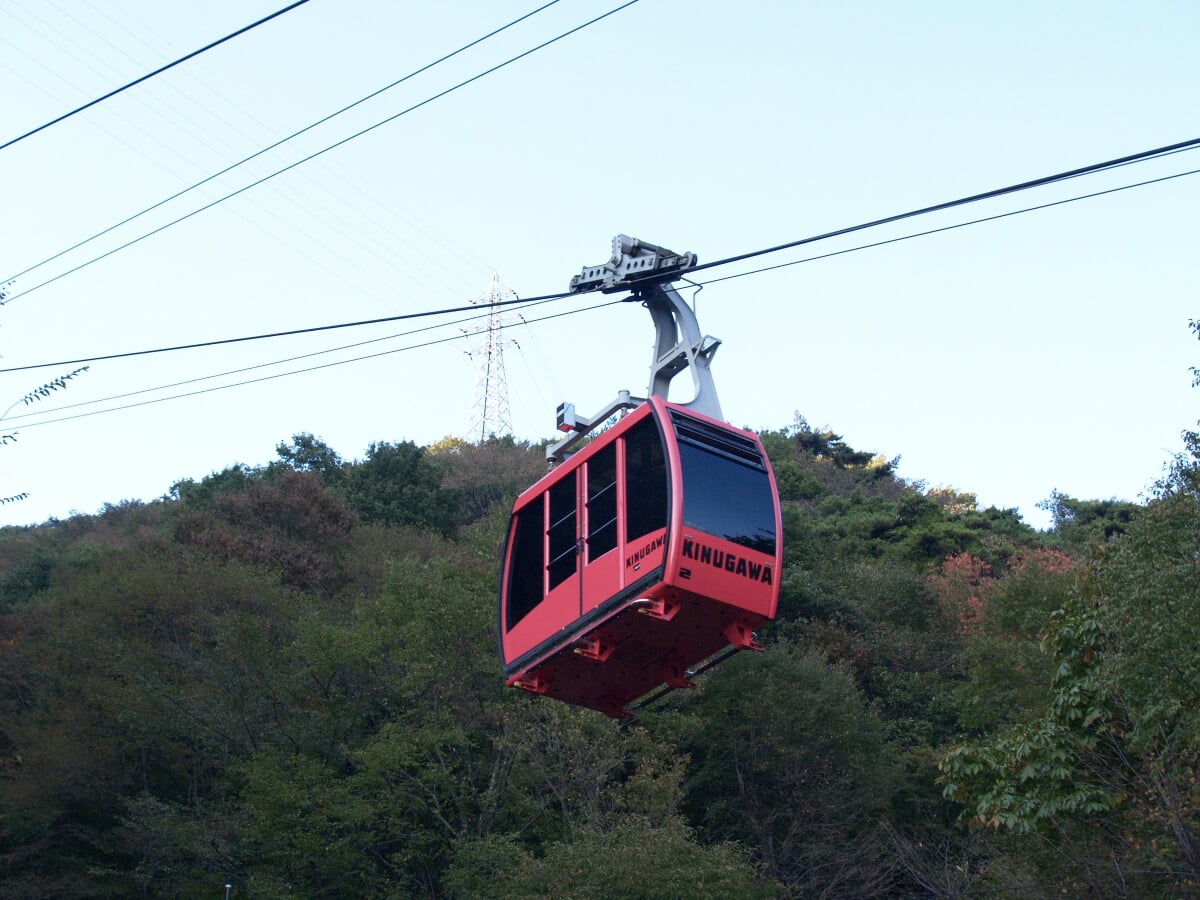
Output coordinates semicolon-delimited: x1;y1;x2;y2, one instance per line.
0;0;313;152
36;0;492;306
0;17;410;314
1;0;562;288
9;297;625;430
689;137;1200;276
0;289;575;374
691;163;1200;288
0;292;577;422
0;12;239;190
8;153;1198;430
4;139;1198;380
0;0;618;300
7;137;1200;381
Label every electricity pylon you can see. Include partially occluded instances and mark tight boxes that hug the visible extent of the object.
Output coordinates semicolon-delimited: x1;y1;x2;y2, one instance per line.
464;272;515;443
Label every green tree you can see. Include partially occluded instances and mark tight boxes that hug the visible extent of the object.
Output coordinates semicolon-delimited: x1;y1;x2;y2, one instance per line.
941;456;1200;893
0;544;303;895
1040;490;1139;551
432;435;546;527
275;432;345;485
172;467;356;596
445;819;776;899
683;642;898;895
345;440;454;535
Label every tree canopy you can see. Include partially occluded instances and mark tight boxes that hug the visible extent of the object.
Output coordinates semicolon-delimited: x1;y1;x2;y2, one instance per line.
1;397;1197;897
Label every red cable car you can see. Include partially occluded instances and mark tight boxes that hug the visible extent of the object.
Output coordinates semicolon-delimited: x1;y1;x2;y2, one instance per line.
498;237;782;717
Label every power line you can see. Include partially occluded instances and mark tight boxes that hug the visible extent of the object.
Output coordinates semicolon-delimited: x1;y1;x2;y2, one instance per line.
5;143;1197;376
1;0;565;289
0;289;574;373
2;0;638;304
1;293;575;423
9;159;1198;431
693;165;1200;288
690;137;1200;276
13;2;491;306
0;0;313;152
10;298;623;430
5;142;1195;431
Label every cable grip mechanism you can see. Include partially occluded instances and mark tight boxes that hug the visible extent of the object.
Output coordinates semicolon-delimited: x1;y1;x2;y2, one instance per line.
548;235;722;466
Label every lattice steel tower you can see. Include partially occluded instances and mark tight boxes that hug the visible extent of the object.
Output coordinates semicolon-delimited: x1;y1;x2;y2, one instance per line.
465;272;515;443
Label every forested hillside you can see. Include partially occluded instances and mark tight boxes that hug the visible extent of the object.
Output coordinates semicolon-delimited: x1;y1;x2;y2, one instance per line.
1;414;1196;898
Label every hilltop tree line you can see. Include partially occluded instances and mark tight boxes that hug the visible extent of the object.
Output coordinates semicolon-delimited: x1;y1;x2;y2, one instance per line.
0;410;1196;897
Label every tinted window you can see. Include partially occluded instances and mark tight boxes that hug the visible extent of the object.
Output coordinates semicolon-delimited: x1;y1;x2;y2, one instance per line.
547;474;578;591
672;414;776;556
587;444;618;560
624;418;667;541
506;501;545;629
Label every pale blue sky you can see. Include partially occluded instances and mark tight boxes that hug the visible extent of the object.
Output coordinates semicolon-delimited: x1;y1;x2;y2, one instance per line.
1;0;1197;528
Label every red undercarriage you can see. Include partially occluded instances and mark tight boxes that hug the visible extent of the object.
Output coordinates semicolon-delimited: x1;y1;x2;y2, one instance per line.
507;582;765;718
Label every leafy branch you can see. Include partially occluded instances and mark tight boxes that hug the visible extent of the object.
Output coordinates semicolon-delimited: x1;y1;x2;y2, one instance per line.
20;366;89;408
1;362;91;508
1;366;90;422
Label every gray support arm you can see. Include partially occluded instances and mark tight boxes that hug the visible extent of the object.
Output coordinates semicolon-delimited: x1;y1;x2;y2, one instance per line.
548;235;722;466
641;281;722;421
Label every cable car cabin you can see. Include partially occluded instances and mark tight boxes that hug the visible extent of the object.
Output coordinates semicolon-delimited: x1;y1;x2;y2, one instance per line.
498;395;781;717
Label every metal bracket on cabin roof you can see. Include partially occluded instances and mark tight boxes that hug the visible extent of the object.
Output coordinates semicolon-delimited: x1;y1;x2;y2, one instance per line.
548;236;723;466
568;234;697;295
546;391;642;465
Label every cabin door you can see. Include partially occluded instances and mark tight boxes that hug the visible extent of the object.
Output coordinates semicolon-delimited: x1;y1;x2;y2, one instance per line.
546;443;622;621
543;470;583;622
580;443;620;613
